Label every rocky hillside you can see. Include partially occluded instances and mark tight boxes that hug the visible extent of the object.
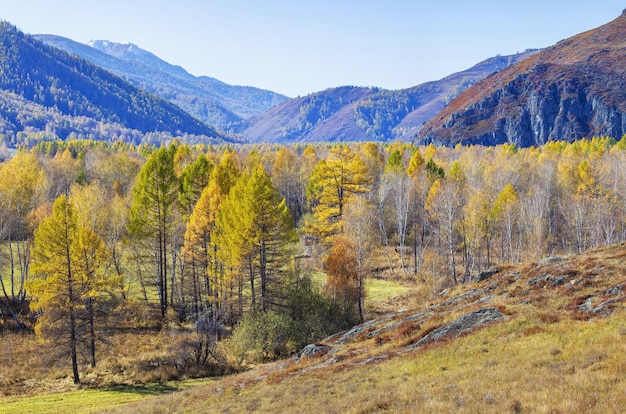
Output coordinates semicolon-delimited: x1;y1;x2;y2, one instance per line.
105;242;626;413
234;52;537;143
417;11;626;147
0;22;227;145
36;35;289;130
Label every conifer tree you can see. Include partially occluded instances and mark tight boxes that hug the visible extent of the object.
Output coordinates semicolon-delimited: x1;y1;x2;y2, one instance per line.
129;145;179;318
216;164;296;314
306;145;372;242
28;195;109;384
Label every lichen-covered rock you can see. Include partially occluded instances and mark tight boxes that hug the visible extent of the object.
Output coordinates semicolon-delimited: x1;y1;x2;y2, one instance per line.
293;344;331;364
405;307;505;350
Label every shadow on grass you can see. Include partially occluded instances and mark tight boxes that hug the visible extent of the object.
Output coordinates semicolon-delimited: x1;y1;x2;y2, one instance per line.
100;383;180;396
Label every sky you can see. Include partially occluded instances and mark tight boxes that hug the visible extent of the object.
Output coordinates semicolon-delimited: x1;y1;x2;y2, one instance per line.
1;1;625;97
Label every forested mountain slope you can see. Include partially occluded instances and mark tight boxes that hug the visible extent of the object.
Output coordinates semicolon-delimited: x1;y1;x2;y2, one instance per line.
0;22;226;146
36;35;289;130
417;11;626;147
234;51;537;143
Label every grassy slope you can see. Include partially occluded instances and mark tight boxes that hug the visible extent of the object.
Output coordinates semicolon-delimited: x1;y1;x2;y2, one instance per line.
99;243;626;413
0;277;411;413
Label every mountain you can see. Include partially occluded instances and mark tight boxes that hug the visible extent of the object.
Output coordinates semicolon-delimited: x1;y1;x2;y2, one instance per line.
0;21;226;145
417;11;626;147
35;35;289;130
234;51;537;143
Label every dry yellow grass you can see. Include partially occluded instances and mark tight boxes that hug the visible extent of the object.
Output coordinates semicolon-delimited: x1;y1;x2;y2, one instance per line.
5;243;626;413
99;243;626;413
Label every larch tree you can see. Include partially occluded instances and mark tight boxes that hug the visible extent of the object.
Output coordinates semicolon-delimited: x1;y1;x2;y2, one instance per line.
306;145;372;242
407;149;434;277
129;145;179;319
179;154;213;221
216;164;296;314
28;195;110;384
182;176;228;320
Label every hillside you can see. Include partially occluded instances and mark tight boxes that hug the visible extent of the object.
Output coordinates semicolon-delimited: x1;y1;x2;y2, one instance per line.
417;11;626;147
0;22;226;146
234;51;537;143
35;35;289;130
100;242;626;413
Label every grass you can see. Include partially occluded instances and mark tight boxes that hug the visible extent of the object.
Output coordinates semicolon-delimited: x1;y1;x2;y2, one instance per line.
95;243;626;413
365;277;411;304
0;379;213;414
5;243;626;413
101;311;626;413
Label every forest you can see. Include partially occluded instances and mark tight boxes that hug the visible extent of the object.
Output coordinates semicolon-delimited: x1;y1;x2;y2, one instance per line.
1;134;626;388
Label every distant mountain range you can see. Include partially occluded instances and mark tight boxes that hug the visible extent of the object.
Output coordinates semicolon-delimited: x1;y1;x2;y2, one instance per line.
4;9;625;148
35;35;289;131
0;22;227;146
417;11;626;146
232;51;538;143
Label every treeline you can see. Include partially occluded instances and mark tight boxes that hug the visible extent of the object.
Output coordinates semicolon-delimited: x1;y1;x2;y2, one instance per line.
2;136;626;382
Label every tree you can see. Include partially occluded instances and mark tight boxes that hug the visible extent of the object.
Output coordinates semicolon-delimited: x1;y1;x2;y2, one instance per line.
179;154;213;220
0;150;48;309
342;197;377;321
307;145;372;242
28;195;110;384
129;145;179;318
492;183;520;264
323;235;359;315
216;165;296;314
272;146;307;227
181;152;240;321
382;148;412;275
407;149;430;277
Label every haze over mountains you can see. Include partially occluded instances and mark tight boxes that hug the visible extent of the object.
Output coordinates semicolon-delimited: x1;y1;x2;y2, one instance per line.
417;10;626;147
35;35;289;131
35;32;538;144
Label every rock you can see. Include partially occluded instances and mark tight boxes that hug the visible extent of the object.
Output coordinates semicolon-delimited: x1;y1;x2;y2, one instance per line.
476;268;500;282
577;297;594;314
333;318;383;344
528;273;570;288
604;283;625;297
406;307;504;350
293;344;331;364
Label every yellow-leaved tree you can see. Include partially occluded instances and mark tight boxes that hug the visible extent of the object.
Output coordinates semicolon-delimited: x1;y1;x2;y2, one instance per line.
28;195;110;384
306;145;372;242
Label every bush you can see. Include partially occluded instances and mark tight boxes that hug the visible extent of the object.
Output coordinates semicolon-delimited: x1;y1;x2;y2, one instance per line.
230;310;292;363
230;274;360;364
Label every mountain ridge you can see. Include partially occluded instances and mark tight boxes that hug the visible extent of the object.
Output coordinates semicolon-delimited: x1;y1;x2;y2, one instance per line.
417;12;626;146
36;35;289;130
0;22;228;146
233;51;538;143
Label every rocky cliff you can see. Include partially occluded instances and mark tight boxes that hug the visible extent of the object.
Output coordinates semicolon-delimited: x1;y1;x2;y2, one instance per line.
417;12;626;147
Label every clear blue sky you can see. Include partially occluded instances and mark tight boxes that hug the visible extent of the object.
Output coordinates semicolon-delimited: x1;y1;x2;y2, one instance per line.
1;1;624;97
